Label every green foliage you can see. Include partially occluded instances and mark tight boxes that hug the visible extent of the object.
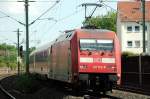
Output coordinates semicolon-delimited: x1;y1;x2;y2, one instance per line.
0;56;5;63
29;47;36;54
0;62;7;67
83;11;117;32
122;51;138;57
9;63;17;69
0;43;16;51
0;43;36;69
16;74;40;93
0;43;17;68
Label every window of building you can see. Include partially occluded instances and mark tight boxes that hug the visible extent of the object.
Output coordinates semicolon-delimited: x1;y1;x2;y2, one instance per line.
127;26;132;32
145;26;147;31
127;41;132;47
135;26;140;32
135;41;140;48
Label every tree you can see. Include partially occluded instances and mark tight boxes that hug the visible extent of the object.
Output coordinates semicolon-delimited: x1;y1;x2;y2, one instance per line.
83;11;117;32
0;43;17;68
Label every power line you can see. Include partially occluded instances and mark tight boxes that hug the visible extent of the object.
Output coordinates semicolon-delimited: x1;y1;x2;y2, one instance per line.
30;0;83;47
57;8;84;22
29;0;60;25
0;1;18;2
35;8;83;45
0;9;25;25
0;0;58;2
34;0;59;2
0;16;9;18
99;1;117;11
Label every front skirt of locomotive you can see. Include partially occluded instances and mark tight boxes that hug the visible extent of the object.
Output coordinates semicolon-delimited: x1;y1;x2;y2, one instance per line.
78;73;118;92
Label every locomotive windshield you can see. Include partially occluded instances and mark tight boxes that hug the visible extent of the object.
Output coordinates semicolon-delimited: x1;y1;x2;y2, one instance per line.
80;39;113;51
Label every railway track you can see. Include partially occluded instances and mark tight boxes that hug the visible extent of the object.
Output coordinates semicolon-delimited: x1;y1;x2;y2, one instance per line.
0;74;16;99
83;93;121;99
0;74;149;99
0;84;16;99
45;80;121;99
116;85;150;96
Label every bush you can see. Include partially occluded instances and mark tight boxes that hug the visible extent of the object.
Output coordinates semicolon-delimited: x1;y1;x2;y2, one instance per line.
122;51;138;57
9;63;17;70
0;62;7;67
16;74;41;93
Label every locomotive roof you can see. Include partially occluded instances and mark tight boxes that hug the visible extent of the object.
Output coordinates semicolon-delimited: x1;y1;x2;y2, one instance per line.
64;29;114;34
30;41;54;56
77;29;114;33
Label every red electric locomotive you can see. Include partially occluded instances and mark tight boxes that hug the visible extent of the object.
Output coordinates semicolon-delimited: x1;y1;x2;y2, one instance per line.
29;28;121;93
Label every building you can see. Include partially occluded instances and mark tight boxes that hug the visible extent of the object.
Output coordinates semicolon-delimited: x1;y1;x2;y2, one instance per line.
117;1;150;54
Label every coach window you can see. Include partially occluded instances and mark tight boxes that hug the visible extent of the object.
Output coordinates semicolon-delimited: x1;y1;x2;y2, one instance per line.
127;41;132;47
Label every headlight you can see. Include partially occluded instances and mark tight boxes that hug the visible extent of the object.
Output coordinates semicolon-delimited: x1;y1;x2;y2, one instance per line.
80;65;88;69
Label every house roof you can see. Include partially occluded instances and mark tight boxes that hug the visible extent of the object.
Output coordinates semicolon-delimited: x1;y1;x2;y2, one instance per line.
117;1;150;22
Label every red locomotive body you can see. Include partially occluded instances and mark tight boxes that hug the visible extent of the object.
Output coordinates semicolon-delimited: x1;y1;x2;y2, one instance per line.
29;29;121;93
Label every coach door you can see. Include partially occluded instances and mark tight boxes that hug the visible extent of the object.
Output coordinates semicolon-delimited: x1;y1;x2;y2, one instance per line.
67;43;72;82
48;46;53;78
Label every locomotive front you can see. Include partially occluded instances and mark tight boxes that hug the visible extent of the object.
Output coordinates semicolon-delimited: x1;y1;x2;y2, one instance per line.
75;29;121;93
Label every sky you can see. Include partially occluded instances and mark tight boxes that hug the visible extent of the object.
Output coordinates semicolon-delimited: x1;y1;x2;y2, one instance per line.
0;0;118;49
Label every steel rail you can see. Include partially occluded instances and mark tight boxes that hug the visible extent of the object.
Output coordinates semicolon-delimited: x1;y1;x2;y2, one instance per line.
115;85;150;96
0;84;16;99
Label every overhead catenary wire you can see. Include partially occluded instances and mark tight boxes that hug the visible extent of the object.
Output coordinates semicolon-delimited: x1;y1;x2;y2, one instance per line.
29;0;60;25
57;8;84;22
0;16;9;18
29;0;62;29
30;6;83;42
32;7;83;47
29;0;64;47
0;9;25;25
37;8;84;42
35;21;57;45
0;0;58;2
99;1;117;11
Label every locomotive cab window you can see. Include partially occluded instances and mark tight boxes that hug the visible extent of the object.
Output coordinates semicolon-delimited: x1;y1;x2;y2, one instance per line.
80;39;114;51
97;40;114;51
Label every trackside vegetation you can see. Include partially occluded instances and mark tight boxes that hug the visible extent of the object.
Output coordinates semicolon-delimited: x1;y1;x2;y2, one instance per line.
0;43;36;69
16;73;41;93
0;43;17;69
